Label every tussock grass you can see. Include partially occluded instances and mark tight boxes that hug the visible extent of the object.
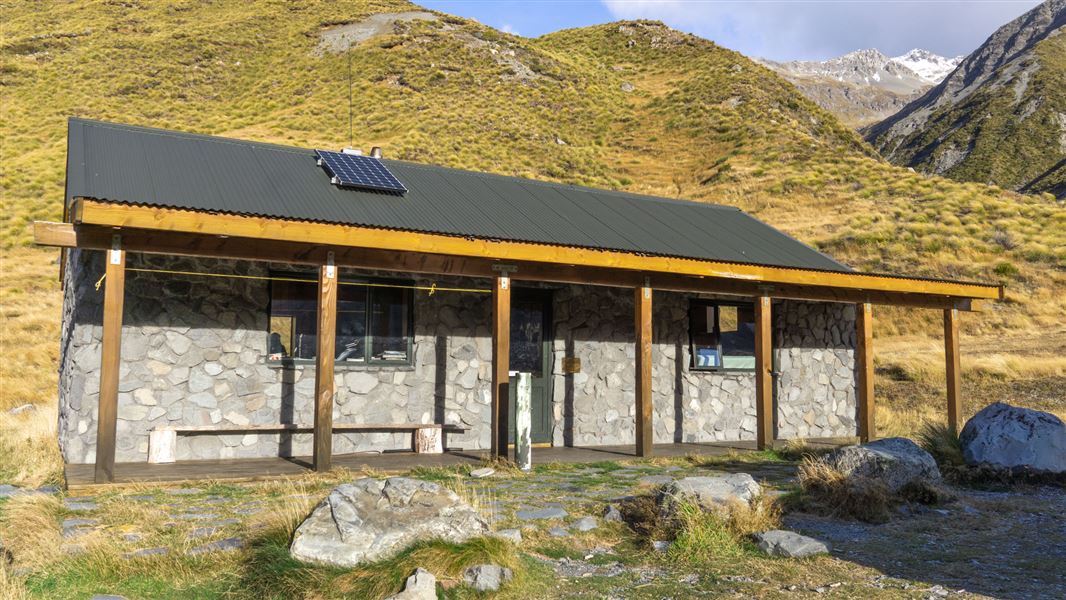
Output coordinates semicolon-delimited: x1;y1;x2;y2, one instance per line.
916;422;965;468
797;458;892;523
0;494;65;569
621;492;781;563
336;536;519;598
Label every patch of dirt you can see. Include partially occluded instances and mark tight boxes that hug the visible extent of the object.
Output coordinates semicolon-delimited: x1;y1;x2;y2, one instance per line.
785;485;1066;599
315;11;438;55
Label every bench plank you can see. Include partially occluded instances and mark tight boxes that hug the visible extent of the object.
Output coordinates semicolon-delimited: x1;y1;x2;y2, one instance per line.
157;423;460;434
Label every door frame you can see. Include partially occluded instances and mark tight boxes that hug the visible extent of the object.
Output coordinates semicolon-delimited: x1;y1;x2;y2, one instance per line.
508;287;554;444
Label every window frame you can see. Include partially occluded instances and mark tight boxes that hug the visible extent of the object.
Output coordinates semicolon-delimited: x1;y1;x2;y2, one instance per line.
266;272;415;368
688;299;757;373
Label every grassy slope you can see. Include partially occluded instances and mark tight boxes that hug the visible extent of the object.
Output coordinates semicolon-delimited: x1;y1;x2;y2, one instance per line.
1;1;1064;483
868;32;1066;196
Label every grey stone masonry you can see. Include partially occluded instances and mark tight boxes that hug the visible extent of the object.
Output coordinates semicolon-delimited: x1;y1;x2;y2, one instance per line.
549;286;856;447
59;251;493;464
59;251;857;464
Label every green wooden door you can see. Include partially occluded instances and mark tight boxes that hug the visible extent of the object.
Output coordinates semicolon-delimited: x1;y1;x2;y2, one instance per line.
508;289;553;444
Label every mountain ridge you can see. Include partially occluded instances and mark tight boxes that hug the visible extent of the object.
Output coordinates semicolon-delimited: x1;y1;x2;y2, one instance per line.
758;47;962;126
864;0;1066;196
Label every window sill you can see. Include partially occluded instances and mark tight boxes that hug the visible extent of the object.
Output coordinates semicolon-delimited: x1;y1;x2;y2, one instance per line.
689;368;756;374
266;360;415;371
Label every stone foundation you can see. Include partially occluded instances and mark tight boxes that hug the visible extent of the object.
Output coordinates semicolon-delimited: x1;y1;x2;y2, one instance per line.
59;252;857;464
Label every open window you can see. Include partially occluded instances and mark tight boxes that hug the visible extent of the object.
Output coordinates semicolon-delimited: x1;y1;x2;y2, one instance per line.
689;300;756;371
268;274;413;366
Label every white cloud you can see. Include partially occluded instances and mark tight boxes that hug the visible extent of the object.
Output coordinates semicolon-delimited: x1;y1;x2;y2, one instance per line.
500;23;522;36
600;0;1042;61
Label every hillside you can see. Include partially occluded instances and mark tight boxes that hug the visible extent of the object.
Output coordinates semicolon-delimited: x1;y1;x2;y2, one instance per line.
760;49;961;127
865;0;1066;197
1;0;1064;439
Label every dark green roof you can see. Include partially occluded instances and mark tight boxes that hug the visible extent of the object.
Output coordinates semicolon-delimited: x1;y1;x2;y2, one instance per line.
65;118;851;273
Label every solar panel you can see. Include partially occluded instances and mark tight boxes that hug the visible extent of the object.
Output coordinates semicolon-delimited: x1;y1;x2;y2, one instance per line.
315;150;408;194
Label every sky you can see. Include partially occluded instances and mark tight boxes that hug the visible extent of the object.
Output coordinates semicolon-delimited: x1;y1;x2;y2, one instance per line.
419;0;1044;61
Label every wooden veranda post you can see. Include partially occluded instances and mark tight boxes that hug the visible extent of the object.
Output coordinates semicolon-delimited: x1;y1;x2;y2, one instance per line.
634;283;653;457
856;302;875;442
95;238;125;483
491;274;511;459
754;295;774;450
944;308;962;433
312;255;337;472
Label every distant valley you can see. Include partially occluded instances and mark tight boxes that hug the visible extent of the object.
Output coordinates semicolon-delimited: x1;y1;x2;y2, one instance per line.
759;49;962;127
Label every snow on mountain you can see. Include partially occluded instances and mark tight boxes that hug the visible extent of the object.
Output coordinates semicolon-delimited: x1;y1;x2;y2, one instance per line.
891;49;964;83
758;47;965;126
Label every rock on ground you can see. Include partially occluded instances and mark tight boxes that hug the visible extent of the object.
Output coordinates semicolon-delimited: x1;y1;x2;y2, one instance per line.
469;467;495;479
290;477;489;568
573;516;598;532
603;505;623;522
960;403;1066;473
386;568;437;600
753;530;830;558
822;437;941;492
464;564;513;592
659;474;761;514
493;528;522;543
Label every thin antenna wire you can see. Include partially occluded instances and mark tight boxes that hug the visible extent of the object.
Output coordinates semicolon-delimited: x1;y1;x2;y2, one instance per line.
347;49;353;148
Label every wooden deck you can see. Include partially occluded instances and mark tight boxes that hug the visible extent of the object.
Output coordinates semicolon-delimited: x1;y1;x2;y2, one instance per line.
64;441;817;490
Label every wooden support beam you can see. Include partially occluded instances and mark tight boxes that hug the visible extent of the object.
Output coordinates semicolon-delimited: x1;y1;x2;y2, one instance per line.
634;283;653;457
944;308;963;433
35;221;995;311
754;295;774;450
490;274;511;459
856;302;875;442
68;200;1005;301
312;256;338;472
95;240;125;483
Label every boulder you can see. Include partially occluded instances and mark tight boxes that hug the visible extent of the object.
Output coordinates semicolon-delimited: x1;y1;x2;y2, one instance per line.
753;530;830;558
960;403;1066;473
659;474;761;514
463;564;513;592
822;437;940;492
386;568;437;600
290;478;489;568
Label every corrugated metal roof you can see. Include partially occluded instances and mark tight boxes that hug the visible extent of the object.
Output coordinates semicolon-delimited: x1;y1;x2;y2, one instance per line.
65;118;852;273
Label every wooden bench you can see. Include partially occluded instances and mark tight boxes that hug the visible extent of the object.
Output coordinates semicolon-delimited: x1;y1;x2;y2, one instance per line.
148;423;462;464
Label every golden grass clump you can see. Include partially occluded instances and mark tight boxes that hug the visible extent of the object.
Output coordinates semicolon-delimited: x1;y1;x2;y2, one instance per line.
0;494;65;569
797;457;892;523
667;494;782;562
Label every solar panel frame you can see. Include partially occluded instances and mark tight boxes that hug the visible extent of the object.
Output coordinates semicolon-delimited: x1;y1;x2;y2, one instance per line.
315;150;408;194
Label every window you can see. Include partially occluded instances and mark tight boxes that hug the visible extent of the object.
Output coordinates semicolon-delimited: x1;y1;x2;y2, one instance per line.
689;300;756;370
268;274;413;365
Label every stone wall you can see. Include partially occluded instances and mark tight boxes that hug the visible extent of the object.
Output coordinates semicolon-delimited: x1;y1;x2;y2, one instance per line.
59;251;494;464
548;287;858;447
59;252;857;464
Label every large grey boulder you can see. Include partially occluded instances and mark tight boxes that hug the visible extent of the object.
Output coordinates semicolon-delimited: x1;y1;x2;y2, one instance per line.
822;437;941;492
753;530;830;558
385;568;437;600
659;474;761;514
960;403;1066;473
290;478;489;568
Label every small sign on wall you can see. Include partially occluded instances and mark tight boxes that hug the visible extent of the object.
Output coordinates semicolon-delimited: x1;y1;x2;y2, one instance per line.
562;357;582;374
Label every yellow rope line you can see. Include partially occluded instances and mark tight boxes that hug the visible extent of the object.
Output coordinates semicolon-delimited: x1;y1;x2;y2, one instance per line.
93;267;490;294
